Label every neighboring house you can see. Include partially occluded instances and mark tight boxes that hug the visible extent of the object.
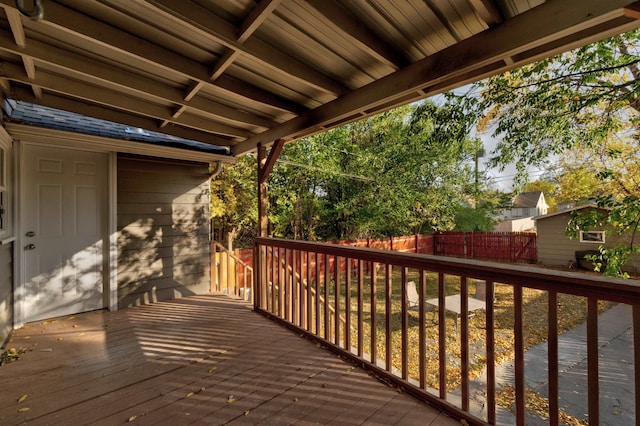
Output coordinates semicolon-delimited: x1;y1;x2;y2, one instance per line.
494;191;548;232
494;217;536;232
535;204;639;274
0;101;233;343
501;191;549;219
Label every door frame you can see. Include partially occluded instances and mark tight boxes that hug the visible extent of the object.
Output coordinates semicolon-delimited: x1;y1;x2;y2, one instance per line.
14;141;116;327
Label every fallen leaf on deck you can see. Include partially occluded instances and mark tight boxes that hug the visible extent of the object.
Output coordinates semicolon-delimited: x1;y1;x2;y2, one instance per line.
227;395;236;403
128;415;137;422
17;394;27;404
208;366;217;374
17;407;29;413
186;392;194;398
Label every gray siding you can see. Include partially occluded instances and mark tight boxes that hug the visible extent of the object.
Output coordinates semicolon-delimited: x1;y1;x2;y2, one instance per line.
117;155;210;308
537;209;640;274
0;243;12;346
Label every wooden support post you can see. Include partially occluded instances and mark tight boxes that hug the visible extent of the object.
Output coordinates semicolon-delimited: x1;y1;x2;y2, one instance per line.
257;139;285;237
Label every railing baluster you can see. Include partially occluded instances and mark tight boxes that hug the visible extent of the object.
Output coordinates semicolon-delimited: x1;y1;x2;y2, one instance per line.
335;255;340;346
292;249;298;326
385;264;392;372
270;247;275;313
486;280;496;424
461;276;469;412
324;253;330;340
358;259;364;358
438;272;446;399
634;305;640;426
345;257;352;350
370;261;377;364
419;269;426;389
306;251;312;331
587;297;600;426
315;252;320;335
278;247;284;318
514;286;525;425
548;290;559;426
401;267;408;380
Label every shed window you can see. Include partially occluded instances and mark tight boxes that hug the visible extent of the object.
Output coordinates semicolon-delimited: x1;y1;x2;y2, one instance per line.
580;231;605;243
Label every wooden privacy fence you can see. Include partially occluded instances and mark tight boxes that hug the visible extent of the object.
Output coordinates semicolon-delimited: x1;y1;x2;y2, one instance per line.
231;232;537;276
253;237;640;426
433;232;537;264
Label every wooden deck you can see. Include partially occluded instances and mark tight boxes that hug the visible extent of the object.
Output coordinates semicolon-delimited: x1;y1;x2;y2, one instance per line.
0;294;457;425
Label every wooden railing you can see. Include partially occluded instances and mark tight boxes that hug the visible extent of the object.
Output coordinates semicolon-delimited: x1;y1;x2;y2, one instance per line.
211;242;253;301
253;237;640;425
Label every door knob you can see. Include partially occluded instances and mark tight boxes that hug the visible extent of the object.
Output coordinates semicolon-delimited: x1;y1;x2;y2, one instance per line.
25;244;36;250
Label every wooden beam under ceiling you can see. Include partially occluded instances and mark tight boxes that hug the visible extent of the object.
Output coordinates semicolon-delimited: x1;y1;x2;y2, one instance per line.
233;0;640;154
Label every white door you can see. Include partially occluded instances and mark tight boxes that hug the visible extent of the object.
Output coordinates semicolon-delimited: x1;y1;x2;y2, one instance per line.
22;145;108;322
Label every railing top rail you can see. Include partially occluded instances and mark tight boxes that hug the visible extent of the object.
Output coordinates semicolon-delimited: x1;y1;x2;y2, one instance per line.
213;241;253;271
255;237;640;304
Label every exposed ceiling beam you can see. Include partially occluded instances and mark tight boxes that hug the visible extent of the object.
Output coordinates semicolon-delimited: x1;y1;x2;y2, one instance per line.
1;62;253;139
6;7;40;98
234;0;640;154
144;0;349;96
0;28;276;129
0;0;307;115
467;0;504;26
9;87;234;147
306;0;410;70
237;0;283;44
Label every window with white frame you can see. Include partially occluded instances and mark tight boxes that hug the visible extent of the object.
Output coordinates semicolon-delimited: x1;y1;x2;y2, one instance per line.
580;230;605;243
0;129;12;241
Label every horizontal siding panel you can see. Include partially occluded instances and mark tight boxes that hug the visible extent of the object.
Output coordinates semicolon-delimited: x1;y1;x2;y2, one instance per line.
118;192;207;204
117;234;210;250
118;215;209;231
119;246;208;261
117;155;210;309
117;178;208;195
118;262;210;288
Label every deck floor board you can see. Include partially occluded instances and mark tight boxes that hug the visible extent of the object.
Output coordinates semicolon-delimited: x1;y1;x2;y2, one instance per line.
0;294;457;425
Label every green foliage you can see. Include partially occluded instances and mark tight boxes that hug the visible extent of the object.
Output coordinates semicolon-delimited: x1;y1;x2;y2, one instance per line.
267;101;485;240
454;29;640;276
210;156;258;248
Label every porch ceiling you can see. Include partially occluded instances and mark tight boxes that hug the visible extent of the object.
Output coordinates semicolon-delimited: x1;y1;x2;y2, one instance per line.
0;0;639;157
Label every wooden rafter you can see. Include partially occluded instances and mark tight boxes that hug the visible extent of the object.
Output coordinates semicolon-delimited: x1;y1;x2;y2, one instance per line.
10;87;234;147
467;0;504;26
146;0;348;96
306;0;410;69
233;0;640;154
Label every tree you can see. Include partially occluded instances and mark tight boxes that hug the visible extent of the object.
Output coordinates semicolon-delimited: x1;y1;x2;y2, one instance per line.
453;29;640;276
210;155;257;249
268;101;484;240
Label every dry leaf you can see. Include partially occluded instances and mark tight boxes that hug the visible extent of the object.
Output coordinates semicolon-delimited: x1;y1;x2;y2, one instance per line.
208;366;217;374
186;392;194;398
17;394;28;404
128;415;137;422
18;407;30;413
227;395;236;403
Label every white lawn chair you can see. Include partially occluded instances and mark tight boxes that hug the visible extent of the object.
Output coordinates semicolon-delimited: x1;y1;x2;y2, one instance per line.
407;281;419;309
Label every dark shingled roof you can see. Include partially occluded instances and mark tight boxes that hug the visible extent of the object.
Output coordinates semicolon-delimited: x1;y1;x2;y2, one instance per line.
512;191;544;208
2;99;231;156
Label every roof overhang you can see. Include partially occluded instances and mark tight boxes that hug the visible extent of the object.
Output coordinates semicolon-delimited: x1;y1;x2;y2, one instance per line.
5;122;235;164
0;0;639;158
